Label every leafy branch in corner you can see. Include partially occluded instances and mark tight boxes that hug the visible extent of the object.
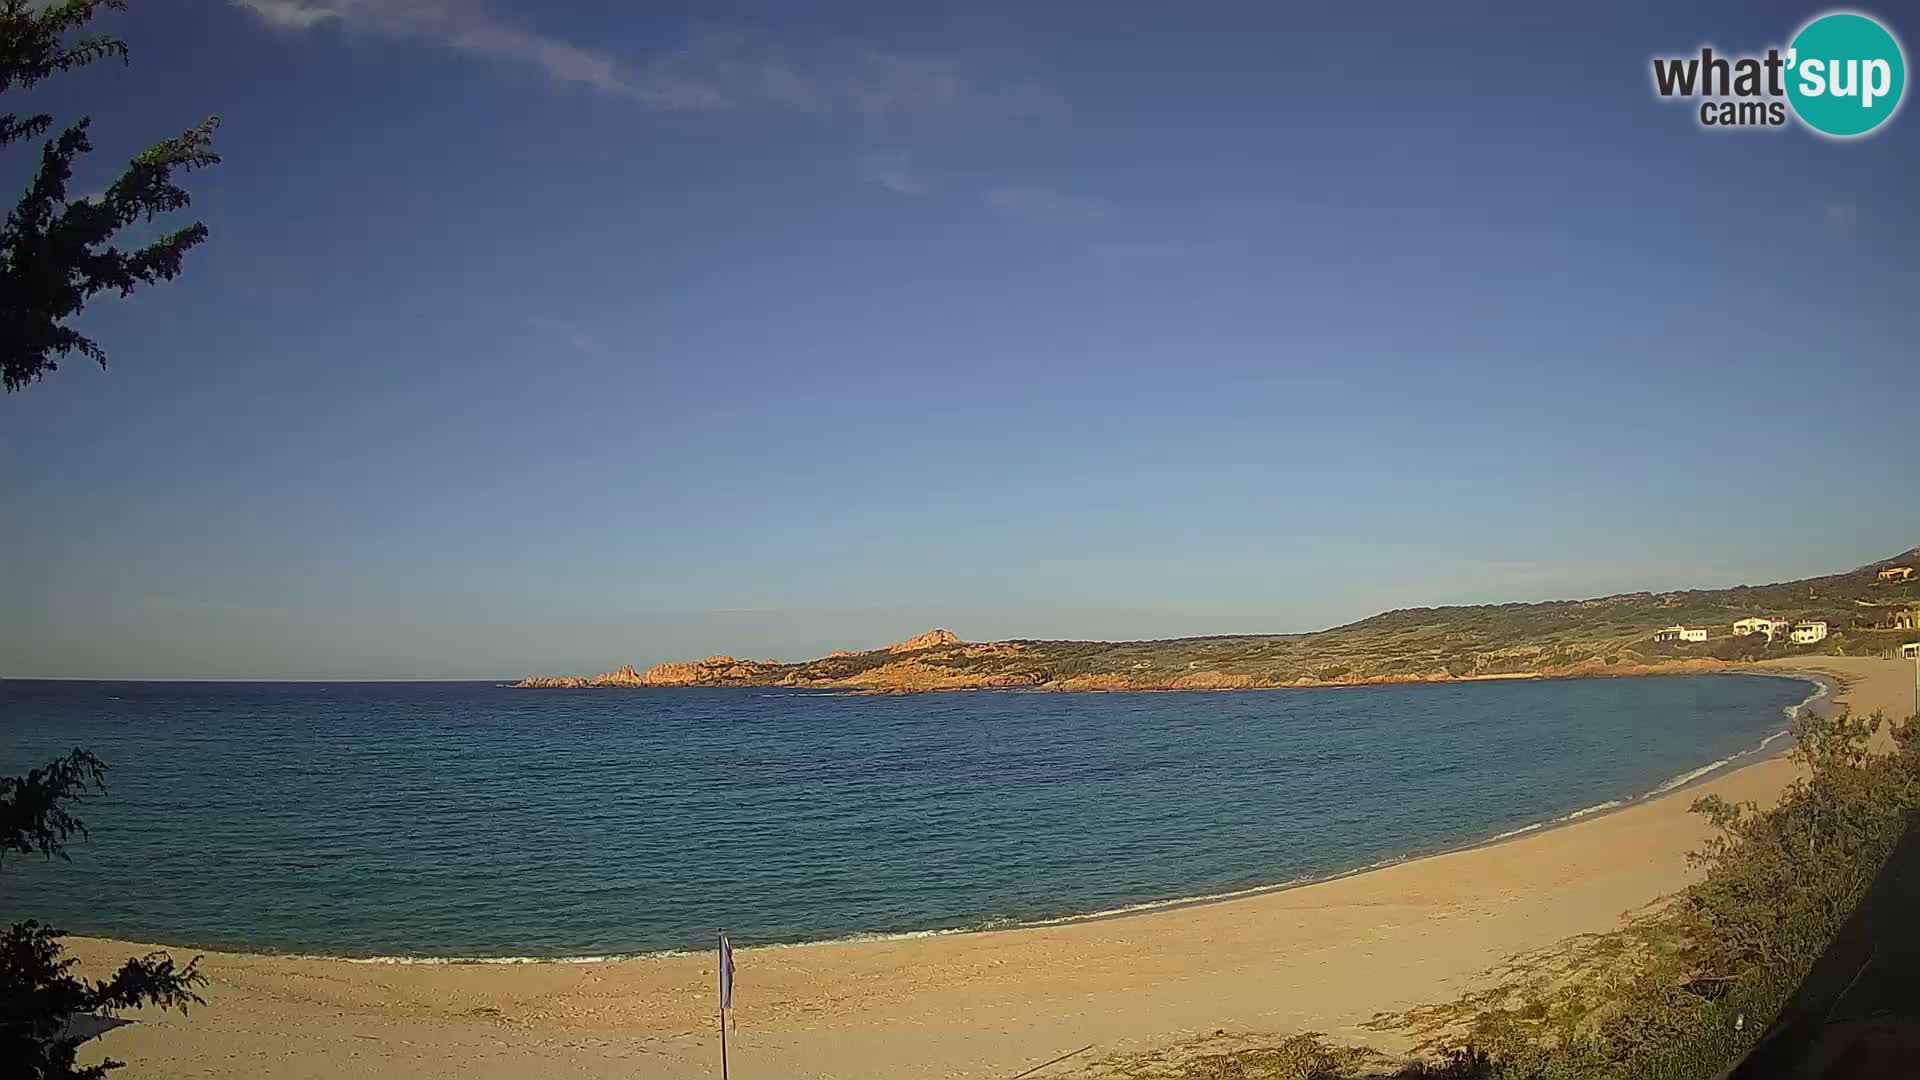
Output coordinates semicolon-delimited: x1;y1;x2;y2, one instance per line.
0;748;106;867
3;2;220;1076
1;748;208;1079
0;921;206;1080
2;0;221;392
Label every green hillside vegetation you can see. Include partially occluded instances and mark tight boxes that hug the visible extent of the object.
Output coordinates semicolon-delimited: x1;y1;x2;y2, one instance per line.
741;547;1920;691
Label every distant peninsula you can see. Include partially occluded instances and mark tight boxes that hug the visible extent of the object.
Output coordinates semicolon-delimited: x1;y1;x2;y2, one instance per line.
515;548;1919;693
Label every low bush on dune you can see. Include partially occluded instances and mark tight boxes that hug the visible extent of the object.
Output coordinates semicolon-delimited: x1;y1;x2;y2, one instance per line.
1079;706;1919;1080
1084;1032;1388;1079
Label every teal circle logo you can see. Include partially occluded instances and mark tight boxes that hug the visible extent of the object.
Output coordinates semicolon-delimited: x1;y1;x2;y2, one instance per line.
1786;12;1906;137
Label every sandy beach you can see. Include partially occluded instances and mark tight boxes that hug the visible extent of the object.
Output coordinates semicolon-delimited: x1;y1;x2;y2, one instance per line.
66;656;1917;1080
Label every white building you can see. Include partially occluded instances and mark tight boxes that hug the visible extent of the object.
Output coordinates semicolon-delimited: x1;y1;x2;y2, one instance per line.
1789;621;1829;645
1903;642;1920;660
1654;625;1708;643
1732;617;1792;641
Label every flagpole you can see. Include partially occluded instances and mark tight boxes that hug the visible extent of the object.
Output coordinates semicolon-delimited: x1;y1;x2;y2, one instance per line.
718;929;730;1080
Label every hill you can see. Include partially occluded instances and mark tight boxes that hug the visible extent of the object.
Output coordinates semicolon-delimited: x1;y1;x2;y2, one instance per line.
515;547;1920;692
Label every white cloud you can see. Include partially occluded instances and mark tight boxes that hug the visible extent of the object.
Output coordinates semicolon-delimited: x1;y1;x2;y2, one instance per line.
233;0;659;98
230;2;1064;121
855;149;925;195
448;21;630;96
986;184;1101;226
232;0;343;29
525;317;611;360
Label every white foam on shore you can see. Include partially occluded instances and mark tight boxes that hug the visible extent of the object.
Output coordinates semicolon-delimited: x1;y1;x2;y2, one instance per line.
1647;728;1793;796
270;673;1832;966
310;950;691;966
772;858;1427;949
1641;673;1824;797
1787;676;1832;716
1482;798;1630;845
755;923;989;951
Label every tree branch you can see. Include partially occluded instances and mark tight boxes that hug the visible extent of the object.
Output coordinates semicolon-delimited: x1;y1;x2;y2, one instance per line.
0;750;108;867
0;2;129;95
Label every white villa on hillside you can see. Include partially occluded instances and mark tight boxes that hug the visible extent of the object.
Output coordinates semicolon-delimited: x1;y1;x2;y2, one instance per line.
1653;625;1708;643
1732;617;1792;641
1789;621;1829;645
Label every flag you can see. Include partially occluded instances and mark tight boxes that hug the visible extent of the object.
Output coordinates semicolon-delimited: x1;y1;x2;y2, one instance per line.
719;932;735;1011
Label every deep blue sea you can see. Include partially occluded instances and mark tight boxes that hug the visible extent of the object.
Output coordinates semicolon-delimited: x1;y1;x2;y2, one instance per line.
0;674;1815;959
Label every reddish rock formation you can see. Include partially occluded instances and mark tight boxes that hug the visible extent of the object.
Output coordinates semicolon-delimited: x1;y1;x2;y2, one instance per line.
596;664;644;686
637;656;779;686
513;674;592;688
884;628;963;654
515;631;972;690
512;663;646;689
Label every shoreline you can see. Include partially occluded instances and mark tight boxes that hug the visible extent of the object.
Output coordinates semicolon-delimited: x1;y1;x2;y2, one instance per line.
64;657;1910;1080
384;672;1838;965
54;671;1826;968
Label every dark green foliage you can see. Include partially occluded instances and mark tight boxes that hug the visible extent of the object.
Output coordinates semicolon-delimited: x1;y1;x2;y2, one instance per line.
0;920;205;1080
1420;707;1918;1079
4;11;214;1073
0;752;206;1079
1711;634;1771;663
1081;1031;1396;1079
0;749;104;866
1371;708;1917;1079
1083;706;1920;1080
1;0;219;392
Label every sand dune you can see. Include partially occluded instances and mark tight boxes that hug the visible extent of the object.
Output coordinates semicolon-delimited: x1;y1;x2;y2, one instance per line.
68;656;1917;1080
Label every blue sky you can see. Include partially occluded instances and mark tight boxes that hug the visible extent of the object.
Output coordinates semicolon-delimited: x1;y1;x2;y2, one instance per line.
3;0;1916;679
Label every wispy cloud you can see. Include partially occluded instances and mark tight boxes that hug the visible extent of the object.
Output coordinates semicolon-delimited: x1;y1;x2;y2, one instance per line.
985;184;1102;226
231;2;1064;121
1823;201;1858;234
528;317;611;360
235;0;635;95
855;149;926;195
231;0;339;28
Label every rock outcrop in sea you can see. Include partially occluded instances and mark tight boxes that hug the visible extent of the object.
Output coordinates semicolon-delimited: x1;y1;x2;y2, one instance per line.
513;629;970;690
513;664;647;689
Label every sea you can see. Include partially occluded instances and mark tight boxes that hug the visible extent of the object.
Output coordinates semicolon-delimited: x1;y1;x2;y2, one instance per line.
0;673;1818;961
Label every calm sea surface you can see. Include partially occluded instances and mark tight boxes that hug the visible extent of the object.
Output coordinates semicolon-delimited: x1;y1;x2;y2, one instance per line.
0;674;1813;958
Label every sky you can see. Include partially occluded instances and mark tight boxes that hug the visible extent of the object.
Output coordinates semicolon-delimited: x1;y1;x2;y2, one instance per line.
2;0;1916;679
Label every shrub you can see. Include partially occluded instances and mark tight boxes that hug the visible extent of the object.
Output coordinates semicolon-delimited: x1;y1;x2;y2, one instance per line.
1083;707;1919;1080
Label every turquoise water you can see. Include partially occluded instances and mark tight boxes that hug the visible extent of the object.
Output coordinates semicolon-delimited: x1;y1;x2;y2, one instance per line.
0;674;1814;958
